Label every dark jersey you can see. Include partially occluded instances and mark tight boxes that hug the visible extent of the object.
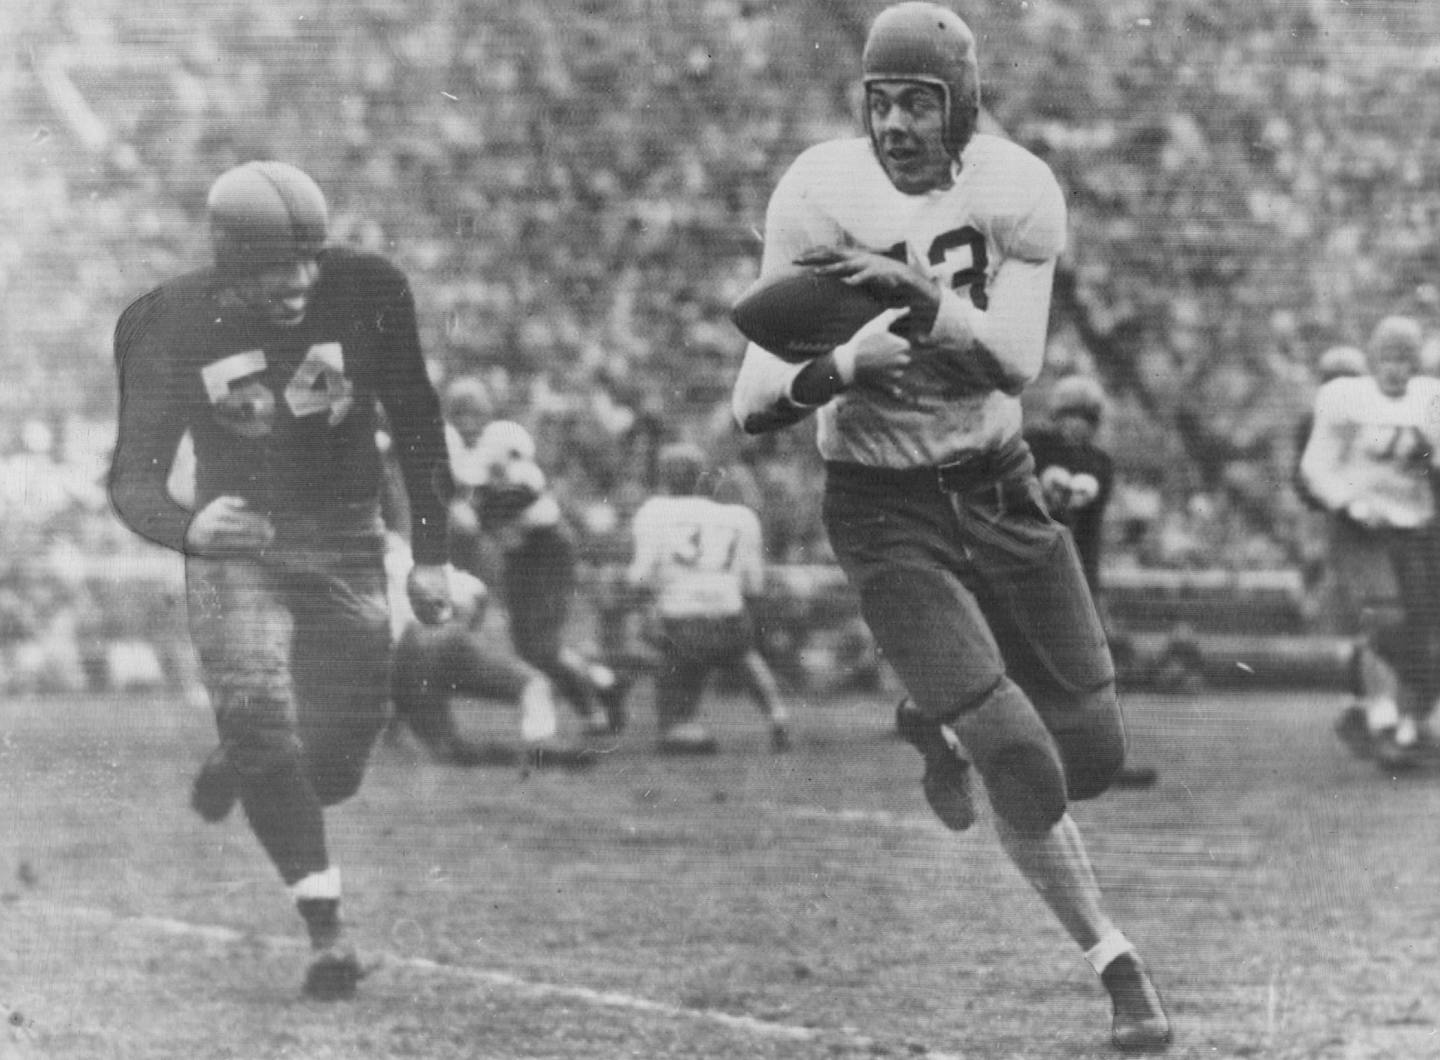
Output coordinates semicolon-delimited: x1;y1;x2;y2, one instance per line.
475;481;543;531
110;248;451;563
1025;426;1114;592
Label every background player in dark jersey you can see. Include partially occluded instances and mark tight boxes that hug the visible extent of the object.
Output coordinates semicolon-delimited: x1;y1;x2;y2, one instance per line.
385;532;595;771
1027;376;1115;593
1026;376;1157;787
731;5;1169;1050
108;161;452;1001
467;420;628;736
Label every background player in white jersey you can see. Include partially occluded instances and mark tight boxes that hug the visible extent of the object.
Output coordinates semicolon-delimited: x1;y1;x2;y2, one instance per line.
731;4;1169;1050
1300;316;1440;765
626;443;790;754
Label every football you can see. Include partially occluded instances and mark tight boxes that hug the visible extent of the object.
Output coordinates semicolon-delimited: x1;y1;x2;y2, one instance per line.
731;264;890;364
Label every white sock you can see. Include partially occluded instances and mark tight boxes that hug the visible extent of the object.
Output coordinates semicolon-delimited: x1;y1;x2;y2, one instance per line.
1365;697;1400;733
520;683;558;743
1085;930;1135;976
290;865;342;902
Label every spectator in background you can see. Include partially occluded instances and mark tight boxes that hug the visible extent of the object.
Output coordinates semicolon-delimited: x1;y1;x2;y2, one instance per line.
1301;317;1440;767
626;443;791;754
108;161;452;1000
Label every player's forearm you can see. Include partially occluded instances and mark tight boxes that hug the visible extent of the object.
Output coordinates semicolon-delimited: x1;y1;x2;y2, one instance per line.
390;421;452;563
731;345;820;435
108;464;192;553
1298;434;1349;512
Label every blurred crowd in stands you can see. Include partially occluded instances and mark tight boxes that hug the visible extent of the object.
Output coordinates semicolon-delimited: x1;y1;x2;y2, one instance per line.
8;0;1430;691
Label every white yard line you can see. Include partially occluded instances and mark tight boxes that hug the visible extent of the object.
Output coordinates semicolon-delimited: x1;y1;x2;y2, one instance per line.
26;901;968;1060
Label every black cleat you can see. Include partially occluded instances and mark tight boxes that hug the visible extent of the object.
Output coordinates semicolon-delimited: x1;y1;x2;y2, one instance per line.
190;746;238;823
1103;953;1172;1052
597;675;633;735
429;736;522;768
1373;732;1425;773
302;944;364;1002
1333;703;1375;761
523;742;599;772
770;723;792;753
895;699;975;831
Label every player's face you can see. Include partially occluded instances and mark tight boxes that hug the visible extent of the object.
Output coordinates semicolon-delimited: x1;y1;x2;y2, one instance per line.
233;259;321;327
867;81;953;195
1056;411;1097;447
1371;345;1418;398
450;409;486;447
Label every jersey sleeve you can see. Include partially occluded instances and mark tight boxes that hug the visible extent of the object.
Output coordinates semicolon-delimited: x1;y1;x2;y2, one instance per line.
1298;379;1356;512
367;259;453;564
108;288;196;554
732;506;766;598
625;500;662;588
998;155;1067;263
731;151;836;436
926;150;1067;394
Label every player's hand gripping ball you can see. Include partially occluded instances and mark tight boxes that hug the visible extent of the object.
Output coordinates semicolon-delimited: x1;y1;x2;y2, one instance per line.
731;262;894;364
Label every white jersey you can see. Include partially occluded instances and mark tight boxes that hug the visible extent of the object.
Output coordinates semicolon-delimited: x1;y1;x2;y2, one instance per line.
1300;374;1440;529
627;496;765;619
732;134;1066;468
445;423;488;491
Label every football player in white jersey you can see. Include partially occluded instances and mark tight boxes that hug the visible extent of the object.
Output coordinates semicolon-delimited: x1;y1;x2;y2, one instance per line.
626;444;790;754
1301;316;1440;765
731;4;1169;1050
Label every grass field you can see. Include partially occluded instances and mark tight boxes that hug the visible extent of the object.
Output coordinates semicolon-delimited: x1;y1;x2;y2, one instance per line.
1;679;1438;1059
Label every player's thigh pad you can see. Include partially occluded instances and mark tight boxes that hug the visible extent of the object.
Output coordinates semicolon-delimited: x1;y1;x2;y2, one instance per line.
441;630;538;700
950;676;1068;834
285;550;393;804
824;489;1008;715
1329;520;1404;635
954;479;1114;698
186;555;304;776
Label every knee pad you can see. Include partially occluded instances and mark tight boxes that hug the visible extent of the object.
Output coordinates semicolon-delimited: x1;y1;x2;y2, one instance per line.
310;754;368;806
951;678;1067;834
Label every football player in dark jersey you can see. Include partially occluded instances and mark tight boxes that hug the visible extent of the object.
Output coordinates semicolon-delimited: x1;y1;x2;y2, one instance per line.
467;420;629;736
109;161;452;1001
1026;376;1158;788
732;4;1169;1050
